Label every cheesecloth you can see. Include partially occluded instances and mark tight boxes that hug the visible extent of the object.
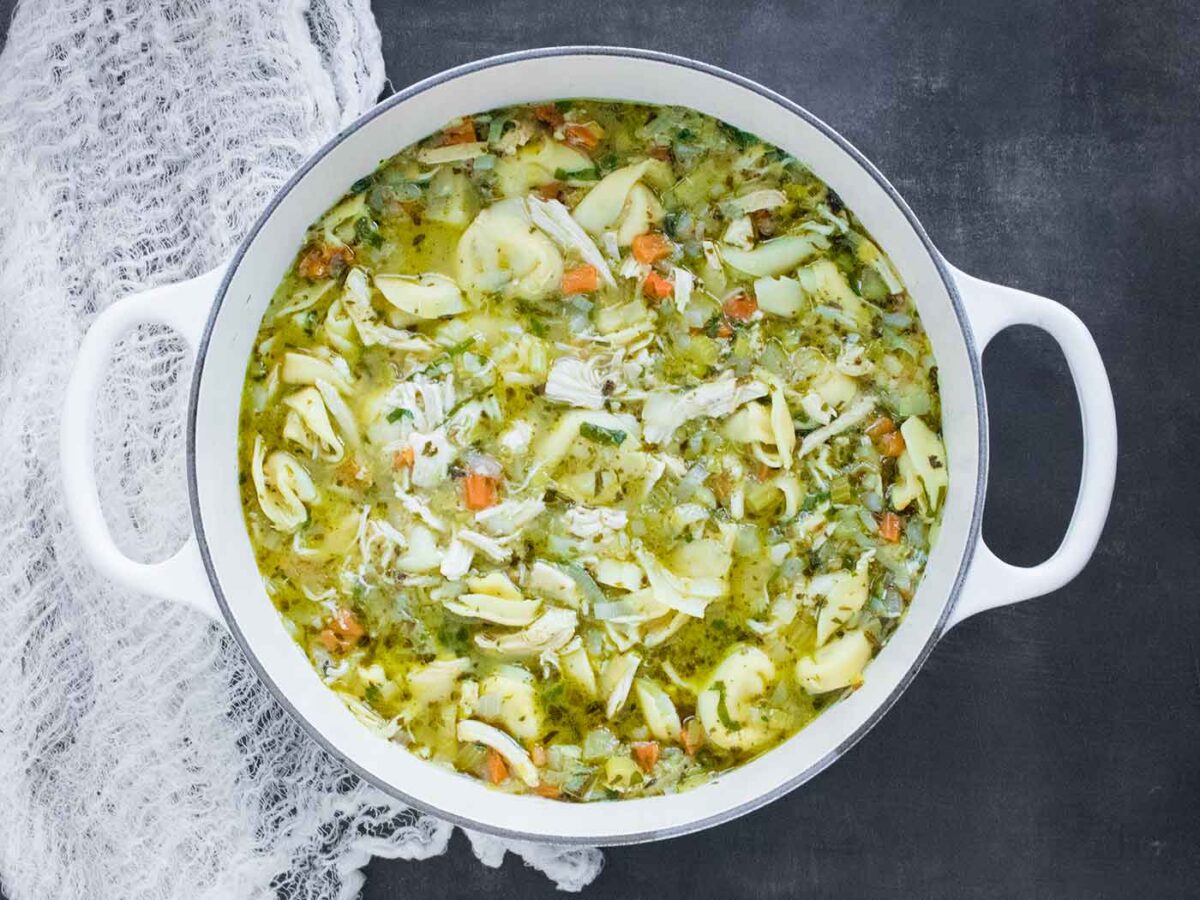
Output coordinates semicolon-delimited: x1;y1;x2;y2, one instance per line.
0;1;603;895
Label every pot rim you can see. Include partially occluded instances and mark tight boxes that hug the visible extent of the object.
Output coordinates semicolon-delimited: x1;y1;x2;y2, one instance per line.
187;45;988;845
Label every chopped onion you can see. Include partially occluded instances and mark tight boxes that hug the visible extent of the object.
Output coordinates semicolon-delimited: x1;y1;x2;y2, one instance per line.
582;728;620;761
676;463;708;501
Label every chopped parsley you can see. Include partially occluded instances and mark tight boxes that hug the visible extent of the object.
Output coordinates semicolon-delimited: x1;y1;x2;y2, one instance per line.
579;422;627;446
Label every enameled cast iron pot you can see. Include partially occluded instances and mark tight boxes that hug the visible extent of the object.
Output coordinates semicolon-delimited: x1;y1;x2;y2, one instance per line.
60;47;1118;845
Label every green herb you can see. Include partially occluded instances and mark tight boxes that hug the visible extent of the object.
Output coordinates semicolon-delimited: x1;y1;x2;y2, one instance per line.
363;684;382;705
554;167;599;181
713;682;742;732
528;317;548;338
677;127;694;141
446;388;490;419
417;336;477;376
555;100;574;112
579;422;627;446
354;216;383;248
801;490;830;512
350;175;373;193
437;623;471;654
387;407;414;424
720;122;759;149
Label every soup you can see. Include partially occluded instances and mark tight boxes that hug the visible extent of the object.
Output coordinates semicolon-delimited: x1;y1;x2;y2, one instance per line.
238;100;946;800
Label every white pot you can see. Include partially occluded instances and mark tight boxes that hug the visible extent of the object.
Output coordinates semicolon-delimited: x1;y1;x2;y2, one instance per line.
60;47;1117;845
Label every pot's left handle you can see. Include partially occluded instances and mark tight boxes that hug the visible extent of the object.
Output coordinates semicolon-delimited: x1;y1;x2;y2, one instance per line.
946;264;1117;630
60;267;227;622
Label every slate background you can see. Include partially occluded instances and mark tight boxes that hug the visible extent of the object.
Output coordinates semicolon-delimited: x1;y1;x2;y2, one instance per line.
3;0;1198;897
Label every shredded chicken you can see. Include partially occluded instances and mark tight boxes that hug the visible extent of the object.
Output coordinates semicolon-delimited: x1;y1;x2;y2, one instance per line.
543;356;615;410
641;372;769;444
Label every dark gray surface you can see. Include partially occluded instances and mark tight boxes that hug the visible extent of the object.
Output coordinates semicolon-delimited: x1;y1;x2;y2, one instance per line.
3;0;1198;897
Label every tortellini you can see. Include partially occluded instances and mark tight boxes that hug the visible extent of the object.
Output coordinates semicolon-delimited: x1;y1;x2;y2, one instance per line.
634;677;682;743
493;139;592;197
443;572;541;626
721;233;828;277
374;272;468;320
899;416;949;512
250;435;316;532
812;552;873;646
477;666;543;740
282;386;343;461
457;197;563;302
571;159;670;240
696;645;777;751
795;629;874;694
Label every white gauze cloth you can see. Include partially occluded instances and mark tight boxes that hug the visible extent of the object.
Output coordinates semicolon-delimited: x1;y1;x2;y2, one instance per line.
0;1;602;896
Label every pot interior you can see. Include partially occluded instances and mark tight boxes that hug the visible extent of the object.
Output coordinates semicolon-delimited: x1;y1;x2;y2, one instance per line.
189;48;984;844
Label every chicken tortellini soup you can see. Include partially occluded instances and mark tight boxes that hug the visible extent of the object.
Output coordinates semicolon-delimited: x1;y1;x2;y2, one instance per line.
239;101;947;800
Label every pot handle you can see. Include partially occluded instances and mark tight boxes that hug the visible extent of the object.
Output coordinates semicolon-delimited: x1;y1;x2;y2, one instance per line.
945;265;1117;630
60;267;226;622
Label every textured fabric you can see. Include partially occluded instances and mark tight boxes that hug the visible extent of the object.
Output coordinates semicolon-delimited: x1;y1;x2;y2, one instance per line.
0;1;602;896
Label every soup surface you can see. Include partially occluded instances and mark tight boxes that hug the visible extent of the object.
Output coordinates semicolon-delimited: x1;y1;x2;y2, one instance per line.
238;101;946;801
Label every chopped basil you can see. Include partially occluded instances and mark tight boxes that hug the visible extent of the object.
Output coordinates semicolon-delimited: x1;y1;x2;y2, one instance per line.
579;422;627;446
387;407;413;424
354;216;383;248
713;682;742;732
554;167;599;181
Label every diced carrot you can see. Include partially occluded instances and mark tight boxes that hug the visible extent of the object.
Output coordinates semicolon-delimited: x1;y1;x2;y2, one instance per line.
530;744;548;767
877;430;906;458
722;292;758;323
392;447;415;471
316;628;342;653
463;472;498;510
865;416;895;439
297;242;354;280
562;264;600;295
485;749;508;785
332;607;364;642
439;118;476;145
647;143;672;161
631;741;661;773
535;782;562;799
631;232;672;264
680;717;705;756
715;321;734;339
563;122;600;150
317;608;364;653
335;456;371;486
642;270;674;300
535;181;564;202
878;511;903;543
533;104;564;127
755;462;771;482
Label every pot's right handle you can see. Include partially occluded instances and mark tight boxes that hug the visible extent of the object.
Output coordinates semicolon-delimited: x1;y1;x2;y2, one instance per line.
946;265;1117;630
60;267;226;622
